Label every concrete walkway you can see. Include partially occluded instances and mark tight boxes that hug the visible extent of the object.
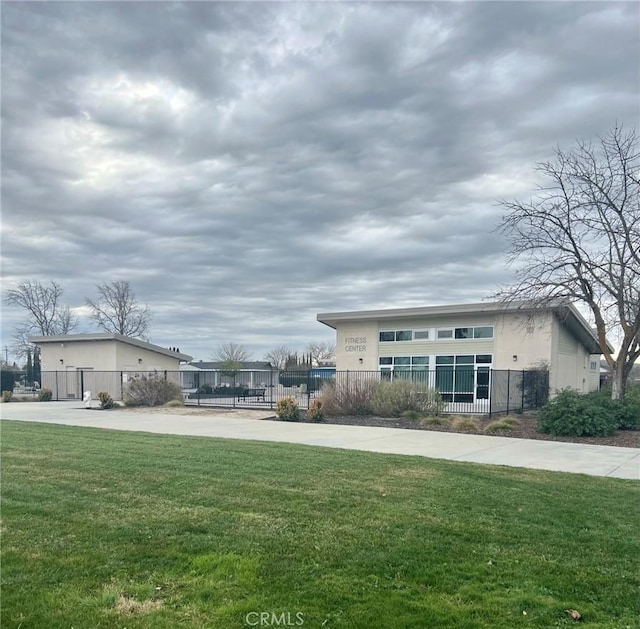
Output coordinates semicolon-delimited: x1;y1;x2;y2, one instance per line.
2;402;638;480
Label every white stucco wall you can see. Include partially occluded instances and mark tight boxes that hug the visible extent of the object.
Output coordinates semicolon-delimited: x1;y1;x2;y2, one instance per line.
39;340;181;372
493;312;554;370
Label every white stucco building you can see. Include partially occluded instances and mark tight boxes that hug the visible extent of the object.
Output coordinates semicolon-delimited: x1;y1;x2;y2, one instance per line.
317;301;606;404
30;333;192;400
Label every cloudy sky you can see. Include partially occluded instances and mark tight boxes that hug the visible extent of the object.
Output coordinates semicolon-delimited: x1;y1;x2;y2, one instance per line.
1;1;638;362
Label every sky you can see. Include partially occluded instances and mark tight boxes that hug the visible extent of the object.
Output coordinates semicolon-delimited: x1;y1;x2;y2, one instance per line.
1;1;638;363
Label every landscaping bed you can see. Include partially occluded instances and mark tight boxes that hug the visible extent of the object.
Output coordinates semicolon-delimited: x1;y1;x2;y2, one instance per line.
309;412;640;448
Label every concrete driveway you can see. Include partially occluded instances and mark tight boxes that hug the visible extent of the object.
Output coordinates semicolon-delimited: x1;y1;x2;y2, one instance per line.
2;401;638;479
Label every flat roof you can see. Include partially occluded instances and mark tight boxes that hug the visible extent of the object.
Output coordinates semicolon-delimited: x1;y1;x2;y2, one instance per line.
29;333;193;362
317;300;609;354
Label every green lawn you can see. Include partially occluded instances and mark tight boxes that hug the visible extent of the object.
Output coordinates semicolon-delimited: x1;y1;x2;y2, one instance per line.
1;421;638;629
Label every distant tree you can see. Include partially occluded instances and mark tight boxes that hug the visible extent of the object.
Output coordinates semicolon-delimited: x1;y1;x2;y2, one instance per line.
494;125;639;400
86;280;151;338
213;342;252;377
4;280;78;356
306;341;336;366
264;346;295;370
33;350;41;385
25;348;33;383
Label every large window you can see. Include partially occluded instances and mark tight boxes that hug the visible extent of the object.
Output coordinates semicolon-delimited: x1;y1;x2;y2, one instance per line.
435;354;493;403
379;356;430;381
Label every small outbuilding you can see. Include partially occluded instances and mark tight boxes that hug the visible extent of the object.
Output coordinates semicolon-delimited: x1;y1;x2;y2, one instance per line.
30;333;192;401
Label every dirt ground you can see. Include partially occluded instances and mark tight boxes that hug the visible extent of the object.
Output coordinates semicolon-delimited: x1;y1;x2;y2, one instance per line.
122;405;640;449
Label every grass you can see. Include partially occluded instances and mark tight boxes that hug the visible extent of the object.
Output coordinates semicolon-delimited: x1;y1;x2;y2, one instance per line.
1;421;639;629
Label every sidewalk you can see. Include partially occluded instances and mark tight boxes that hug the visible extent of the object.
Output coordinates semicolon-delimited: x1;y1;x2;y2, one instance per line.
2;401;638;479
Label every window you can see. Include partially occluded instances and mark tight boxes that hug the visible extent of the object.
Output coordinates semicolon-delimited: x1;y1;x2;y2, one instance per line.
379;356;430;380
454;326;493;339
379;330;413;342
435;354;493;403
413;330;430;340
590;361;598;371
437;329;453;339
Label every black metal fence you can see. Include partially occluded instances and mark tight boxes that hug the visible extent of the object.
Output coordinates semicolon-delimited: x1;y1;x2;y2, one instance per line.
41;368;549;416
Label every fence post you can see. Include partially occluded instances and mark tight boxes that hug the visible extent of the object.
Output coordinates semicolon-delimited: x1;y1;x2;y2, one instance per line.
506;370;511;416
55;371;59;401
233;373;236;408
269;369;274;410
521;370;525;411
80;370;84;401
488;369;492;418
306;369;311;409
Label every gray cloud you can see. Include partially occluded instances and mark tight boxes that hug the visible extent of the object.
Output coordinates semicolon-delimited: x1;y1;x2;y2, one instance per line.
1;1;638;361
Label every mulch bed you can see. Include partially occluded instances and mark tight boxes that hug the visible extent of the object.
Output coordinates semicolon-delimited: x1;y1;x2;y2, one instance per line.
304;413;640;449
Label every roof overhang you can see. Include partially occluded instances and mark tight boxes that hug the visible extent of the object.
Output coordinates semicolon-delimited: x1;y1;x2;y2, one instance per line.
29;333;193;362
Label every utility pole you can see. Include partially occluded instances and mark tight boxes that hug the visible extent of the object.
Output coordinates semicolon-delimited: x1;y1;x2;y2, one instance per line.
3;346;8;365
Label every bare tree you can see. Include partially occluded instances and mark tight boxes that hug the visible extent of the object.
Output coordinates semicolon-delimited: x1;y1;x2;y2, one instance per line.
213;342;252;376
264;345;297;370
86;280;151;338
494;124;639;399
5;280;78;355
306;341;336;366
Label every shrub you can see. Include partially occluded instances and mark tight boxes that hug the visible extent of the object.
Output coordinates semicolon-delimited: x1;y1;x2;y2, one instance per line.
451;417;480;432
164;399;185;408
371;380;445;418
401;410;424;421
2;390;13;403
319;379;376;416
97;391;114;410
38;388;53;402
124;375;182;407
306;399;324;422
276;396;300;421
537;388;618;437
484;419;519;433
421;416;451;427
611;386;640;430
196;384;213;394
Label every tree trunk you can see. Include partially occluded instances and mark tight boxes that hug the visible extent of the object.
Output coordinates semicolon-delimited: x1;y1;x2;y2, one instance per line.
610;364;625;400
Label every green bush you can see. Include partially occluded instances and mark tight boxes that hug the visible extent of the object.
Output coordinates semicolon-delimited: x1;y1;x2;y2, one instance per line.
38;388;53;402
610;386;640;430
306;399;324;422
124;375;182;407
196;384;213;394
97;391;114;410
2;390;13;403
276;396;300;421
370;380;445;418
537;388;618;437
